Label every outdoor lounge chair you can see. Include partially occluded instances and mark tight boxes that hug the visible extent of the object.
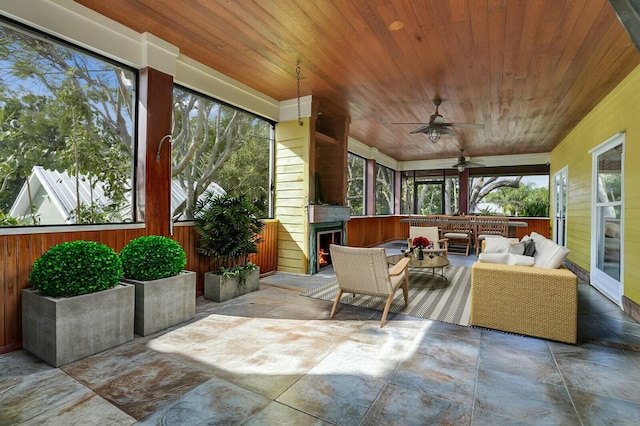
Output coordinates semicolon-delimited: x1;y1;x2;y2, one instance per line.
329;244;410;327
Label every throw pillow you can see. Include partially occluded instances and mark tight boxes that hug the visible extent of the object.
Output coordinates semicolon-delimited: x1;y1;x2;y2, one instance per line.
523;239;536;257
532;238;571;269
508;241;525;255
483;236;512;253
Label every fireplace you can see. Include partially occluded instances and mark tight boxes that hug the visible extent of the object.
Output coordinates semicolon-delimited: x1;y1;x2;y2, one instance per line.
307;205;350;274
316;229;342;271
309;221;346;274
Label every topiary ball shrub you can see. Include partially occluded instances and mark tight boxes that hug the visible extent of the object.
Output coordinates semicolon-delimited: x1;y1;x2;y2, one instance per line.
29;240;123;298
120;235;187;281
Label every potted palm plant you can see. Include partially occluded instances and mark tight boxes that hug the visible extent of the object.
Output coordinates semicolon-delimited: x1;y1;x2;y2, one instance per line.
119;235;196;336
193;190;265;302
22;240;134;367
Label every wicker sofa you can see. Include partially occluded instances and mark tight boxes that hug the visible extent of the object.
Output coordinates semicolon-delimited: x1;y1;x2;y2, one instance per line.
470;234;578;343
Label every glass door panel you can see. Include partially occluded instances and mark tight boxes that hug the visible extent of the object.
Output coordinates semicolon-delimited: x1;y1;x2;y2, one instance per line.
591;135;623;306
416;183;442;215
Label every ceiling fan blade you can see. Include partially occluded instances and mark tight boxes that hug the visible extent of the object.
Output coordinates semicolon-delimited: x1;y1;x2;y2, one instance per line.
409;124;431;134
450;122;484;129
440;127;458;136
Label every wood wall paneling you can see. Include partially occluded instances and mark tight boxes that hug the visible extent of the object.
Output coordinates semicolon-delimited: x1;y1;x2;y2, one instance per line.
0;221;278;354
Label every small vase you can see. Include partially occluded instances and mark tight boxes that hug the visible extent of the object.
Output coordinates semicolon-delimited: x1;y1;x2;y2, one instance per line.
418;247;424;260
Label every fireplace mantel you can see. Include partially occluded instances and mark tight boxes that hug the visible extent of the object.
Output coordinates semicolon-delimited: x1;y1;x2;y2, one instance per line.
308;205;351;223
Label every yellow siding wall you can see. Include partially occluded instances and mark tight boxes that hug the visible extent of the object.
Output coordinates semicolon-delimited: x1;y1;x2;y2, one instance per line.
275;119;310;273
551;64;640;304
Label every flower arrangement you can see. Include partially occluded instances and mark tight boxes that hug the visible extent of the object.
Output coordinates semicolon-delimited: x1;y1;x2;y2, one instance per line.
412;236;430;249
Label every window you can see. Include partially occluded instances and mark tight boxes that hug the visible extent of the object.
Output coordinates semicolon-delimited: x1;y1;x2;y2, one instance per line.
375;164;394;215
401;170;459;215
346;152;365;216
171;85;274;221
469;174;549;217
0;21;136;227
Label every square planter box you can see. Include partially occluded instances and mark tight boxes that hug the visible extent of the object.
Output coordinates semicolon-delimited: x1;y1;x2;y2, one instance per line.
204;267;260;302
22;283;135;368
122;270;196;336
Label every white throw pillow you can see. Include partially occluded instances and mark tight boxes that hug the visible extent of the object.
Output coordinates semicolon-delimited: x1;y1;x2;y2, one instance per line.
483;236;512;253
508;241;525;255
532;237;570;269
478;252;535;266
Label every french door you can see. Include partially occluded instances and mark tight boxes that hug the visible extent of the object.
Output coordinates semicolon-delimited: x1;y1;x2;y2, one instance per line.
590;133;624;306
553;166;568;247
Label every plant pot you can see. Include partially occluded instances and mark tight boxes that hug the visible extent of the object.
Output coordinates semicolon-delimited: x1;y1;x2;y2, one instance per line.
204;267;260;302
21;283;134;367
121;270;196;337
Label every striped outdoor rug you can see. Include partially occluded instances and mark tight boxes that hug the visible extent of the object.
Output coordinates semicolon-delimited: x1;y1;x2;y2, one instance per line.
301;265;471;326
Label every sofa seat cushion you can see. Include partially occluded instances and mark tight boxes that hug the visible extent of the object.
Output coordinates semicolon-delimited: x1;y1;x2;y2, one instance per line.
478;252;535;266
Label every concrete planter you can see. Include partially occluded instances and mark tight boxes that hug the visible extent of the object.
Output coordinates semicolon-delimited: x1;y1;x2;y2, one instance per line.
204;267;260;302
21;283;134;367
122;270;196;336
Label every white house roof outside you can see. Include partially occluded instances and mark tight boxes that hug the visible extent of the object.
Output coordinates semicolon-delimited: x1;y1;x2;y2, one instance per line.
9;166;225;224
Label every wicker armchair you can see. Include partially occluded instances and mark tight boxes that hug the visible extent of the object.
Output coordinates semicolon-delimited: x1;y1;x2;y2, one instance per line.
470;262;578;343
329;244;410;327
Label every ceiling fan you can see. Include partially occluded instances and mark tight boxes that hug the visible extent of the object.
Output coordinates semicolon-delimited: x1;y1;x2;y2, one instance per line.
397;99;484;143
453;149;483;172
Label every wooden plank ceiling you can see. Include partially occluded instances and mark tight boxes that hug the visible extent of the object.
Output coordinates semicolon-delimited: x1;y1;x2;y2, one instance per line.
75;0;640;162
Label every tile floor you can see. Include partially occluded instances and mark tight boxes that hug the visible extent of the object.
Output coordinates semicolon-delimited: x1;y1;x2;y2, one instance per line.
2;243;640;425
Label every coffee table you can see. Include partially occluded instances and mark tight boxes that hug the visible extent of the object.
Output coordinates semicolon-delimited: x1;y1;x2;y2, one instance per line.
387;250;450;281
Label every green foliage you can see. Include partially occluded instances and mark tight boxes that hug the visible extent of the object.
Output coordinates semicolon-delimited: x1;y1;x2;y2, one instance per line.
215;129;271;218
484;183;549;217
120;235;187;281
217;262;258;287
193;191;265;271
29;240;123;298
0;211;19;226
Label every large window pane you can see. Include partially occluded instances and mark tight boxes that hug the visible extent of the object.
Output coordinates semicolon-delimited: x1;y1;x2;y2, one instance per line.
375;164;394;215
1;21;136;226
470;175;549;217
346;152;365;216
171;86;274;220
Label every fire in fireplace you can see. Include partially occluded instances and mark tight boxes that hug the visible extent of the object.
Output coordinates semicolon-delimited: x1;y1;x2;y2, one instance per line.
316;229;342;271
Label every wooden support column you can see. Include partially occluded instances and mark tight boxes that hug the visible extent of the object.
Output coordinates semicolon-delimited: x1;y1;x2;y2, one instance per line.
137;67;173;236
366;158;376;215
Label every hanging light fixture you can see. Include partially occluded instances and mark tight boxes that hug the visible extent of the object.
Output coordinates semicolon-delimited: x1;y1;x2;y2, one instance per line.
427;127;441;143
457;163;466;173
